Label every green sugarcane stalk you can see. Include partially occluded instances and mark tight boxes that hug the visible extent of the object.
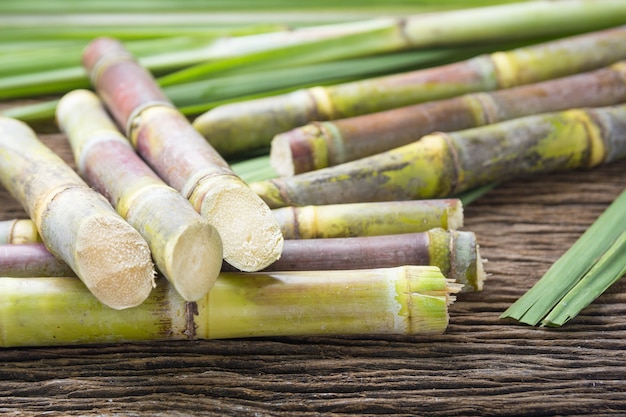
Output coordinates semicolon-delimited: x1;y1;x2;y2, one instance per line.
82;37;283;272
0;243;75;278
194;23;626;156
251;104;626;208
272;60;626;175
0;117;155;309
224;228;485;292
273;199;463;239
0;266;461;347
56;89;223;302
0;219;40;244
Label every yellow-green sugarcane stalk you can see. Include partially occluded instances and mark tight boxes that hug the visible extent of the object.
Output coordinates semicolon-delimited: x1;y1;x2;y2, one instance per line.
273;199;463;239
56;89;223;302
224;228;485;292
0;266;461;347
193;24;626;156
0;243;75;278
0;117;155;309
82;37;283;272
251;104;626;208
272;60;626;175
0;218;40;244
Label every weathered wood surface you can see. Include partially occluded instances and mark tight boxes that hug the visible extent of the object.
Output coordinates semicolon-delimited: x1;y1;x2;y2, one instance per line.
0;123;625;416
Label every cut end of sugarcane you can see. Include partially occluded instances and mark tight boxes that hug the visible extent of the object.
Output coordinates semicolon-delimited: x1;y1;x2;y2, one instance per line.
402;266;463;334
447;200;464;230
74;215;155;310
166;220;223;302
450;230;487;292
249;179;289;209
197;175;284;272
269;132;296;177
269;122;331;177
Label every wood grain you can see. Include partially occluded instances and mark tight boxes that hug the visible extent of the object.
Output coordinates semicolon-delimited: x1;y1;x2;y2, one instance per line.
0;124;625;416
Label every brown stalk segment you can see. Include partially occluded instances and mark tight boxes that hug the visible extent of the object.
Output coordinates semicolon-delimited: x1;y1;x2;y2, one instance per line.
0;219;41;244
273;61;626;175
82;37;283;272
251;104;626;208
0;117;155;309
194;25;626;156
223;228;485;292
273;199;463;239
0;243;76;277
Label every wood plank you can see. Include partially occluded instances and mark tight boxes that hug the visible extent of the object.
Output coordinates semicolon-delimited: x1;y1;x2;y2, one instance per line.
0;125;625;416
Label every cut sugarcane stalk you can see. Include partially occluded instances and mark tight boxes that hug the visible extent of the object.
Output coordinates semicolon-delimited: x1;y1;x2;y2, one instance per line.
272;60;626;175
82;37;283;272
194;24;626;156
0;219;40;244
224;228;485;292
0;116;155;309
0;266;461;347
273;199;463;239
251;104;626;208
1;226;485;291
56;89;223;301
0;243;75;278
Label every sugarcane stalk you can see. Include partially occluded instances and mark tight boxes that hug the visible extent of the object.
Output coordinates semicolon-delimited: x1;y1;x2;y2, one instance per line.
0;266;461;347
273;199;463;239
0;117;155;309
82;37;283;272
0;219;40;244
272;60;626;175
224;228;485;292
194;24;626;156
0;243;75;278
251;104;626;208
56;89;223;301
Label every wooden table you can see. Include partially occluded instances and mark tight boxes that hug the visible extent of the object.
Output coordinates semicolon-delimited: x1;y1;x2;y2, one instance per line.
1;115;625;416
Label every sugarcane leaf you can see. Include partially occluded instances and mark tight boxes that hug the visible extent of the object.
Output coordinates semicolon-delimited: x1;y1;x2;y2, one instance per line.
501;187;626;325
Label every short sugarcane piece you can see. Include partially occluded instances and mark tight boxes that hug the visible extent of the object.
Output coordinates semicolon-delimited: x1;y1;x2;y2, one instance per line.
56;89;223;301
0;266;461;347
82;37;283;272
252;104;626;208
273;199;463;239
272;60;626;175
224;228;485;292
0;117;155;309
193;24;626;156
0;243;75;278
0;218;40;244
